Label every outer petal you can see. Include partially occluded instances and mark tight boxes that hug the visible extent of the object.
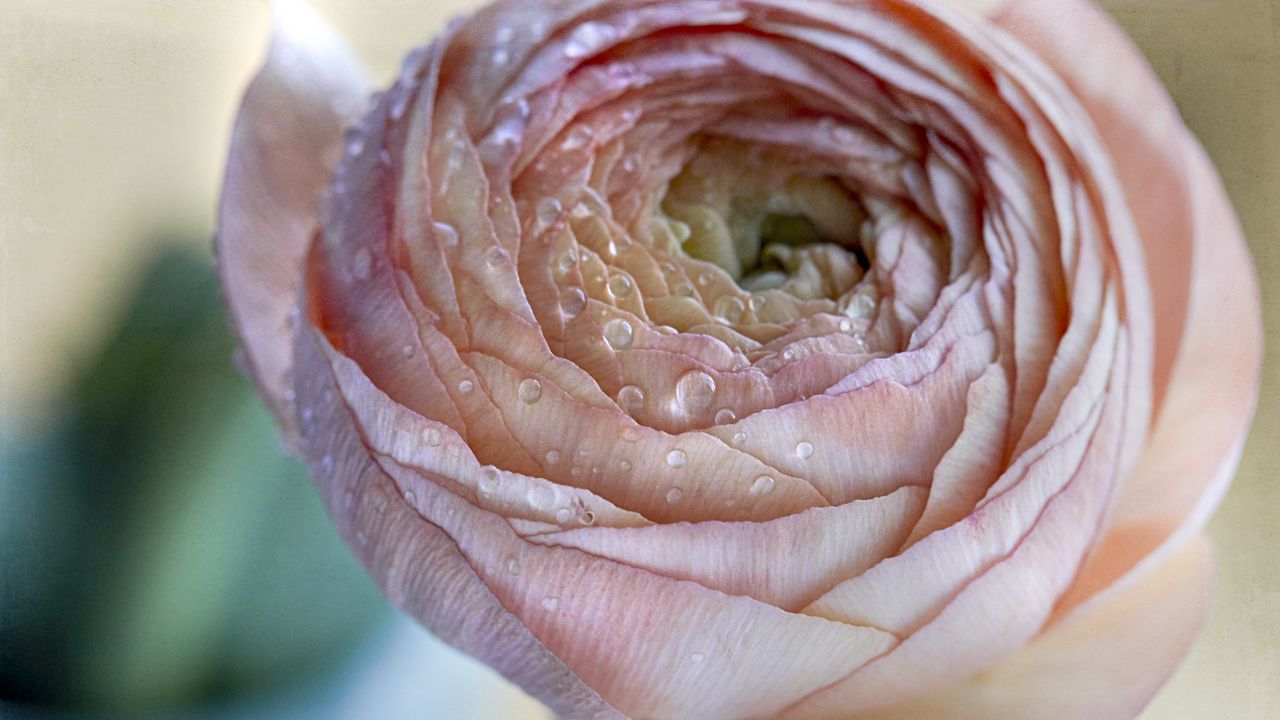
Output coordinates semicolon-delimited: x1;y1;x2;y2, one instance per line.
216;0;369;437
990;0;1263;617
853;535;1214;720
293;327;625;720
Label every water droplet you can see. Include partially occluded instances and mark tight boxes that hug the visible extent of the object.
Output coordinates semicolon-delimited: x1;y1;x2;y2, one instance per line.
656;325;678;335
714;408;737;425
527;484;556;510
352;248;372;281
541;596;560;611
492;48;510;65
536;197;563;226
621;156;638;174
782;347;798;361
424;427;442;446
561;124;593;151
570;466;583;478
321;455;334;474
674;281;696;297
486;246;508;267
621;426;640;442
478;467;500;495
839;318;854;333
666;449;688;468
796;441;815;459
750;475;775;496
506;557;521;575
558;249;578;272
564;21;614;59
672;221;692;242
732;432;747;445
666;487;683;504
690;652;705;664
402;345;415;359
617;385;645;414
748;294;766;312
619;459;633;472
580;510;596;525
458;378;475;395
379;148;392;165
545;449;562;465
560;287;587;318
404;490;417;505
697;272;713;286
675;370;716;415
714;295;745;324
432;221;460;247
604;318;634;350
518;378;543;404
555;507;574;523
608;273;634;298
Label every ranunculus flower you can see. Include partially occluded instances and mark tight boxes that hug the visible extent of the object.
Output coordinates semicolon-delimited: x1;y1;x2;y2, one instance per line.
217;0;1262;717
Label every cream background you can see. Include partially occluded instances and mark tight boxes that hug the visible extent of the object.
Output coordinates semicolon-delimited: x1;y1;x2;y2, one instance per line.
0;1;1275;718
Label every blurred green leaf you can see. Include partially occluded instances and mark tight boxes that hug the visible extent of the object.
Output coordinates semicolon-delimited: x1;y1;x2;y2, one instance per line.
0;244;388;714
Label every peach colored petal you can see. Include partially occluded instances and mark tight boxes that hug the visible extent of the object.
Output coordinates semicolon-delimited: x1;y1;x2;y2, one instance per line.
992;0;1263;618
292;327;624;720
851;534;1214;720
527;485;927;611
215;0;368;438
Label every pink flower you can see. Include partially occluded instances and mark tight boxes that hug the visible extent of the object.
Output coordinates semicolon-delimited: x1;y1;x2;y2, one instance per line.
216;0;1262;717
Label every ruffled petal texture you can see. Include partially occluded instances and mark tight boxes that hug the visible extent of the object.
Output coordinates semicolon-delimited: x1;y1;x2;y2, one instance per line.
217;0;1260;717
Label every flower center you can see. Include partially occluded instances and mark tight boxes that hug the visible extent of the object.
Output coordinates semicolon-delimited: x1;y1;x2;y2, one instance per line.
660;139;871;301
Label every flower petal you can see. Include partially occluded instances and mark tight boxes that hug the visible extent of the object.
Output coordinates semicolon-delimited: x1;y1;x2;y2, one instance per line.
216;0;368;438
993;0;1263;618
851;534;1213;720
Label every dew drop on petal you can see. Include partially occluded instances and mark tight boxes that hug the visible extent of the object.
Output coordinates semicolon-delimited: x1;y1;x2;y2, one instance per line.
690;652;705;664
675;370;716;415
580;510;596;526
458;379;475;395
796;441;815;459
665;487;683;504
541;596;560;612
478;467;500;495
621;426;640;442
527;484;556;510
545;449;561;465
666;449;688;468
555;507;573;524
560;287;587;318
674;281;696;297
672;220;692;242
486;246;508;267
424;427;442;446
714;295;745;324
619;459;633;472
749;475;775;496
714;408;737;425
404;490;417;505
402;345;415;359
506;557;521;575
536;197;563;226
617;384;645;414
608;273;634;298
604;318;634;350
732;431;747;445
518;378;543;404
558;249;578;272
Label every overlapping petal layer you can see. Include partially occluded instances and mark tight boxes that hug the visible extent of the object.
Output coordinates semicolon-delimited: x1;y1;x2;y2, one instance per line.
218;0;1261;717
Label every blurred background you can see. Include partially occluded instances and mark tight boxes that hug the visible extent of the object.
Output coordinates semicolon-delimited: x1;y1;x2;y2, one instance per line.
0;1;1275;718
